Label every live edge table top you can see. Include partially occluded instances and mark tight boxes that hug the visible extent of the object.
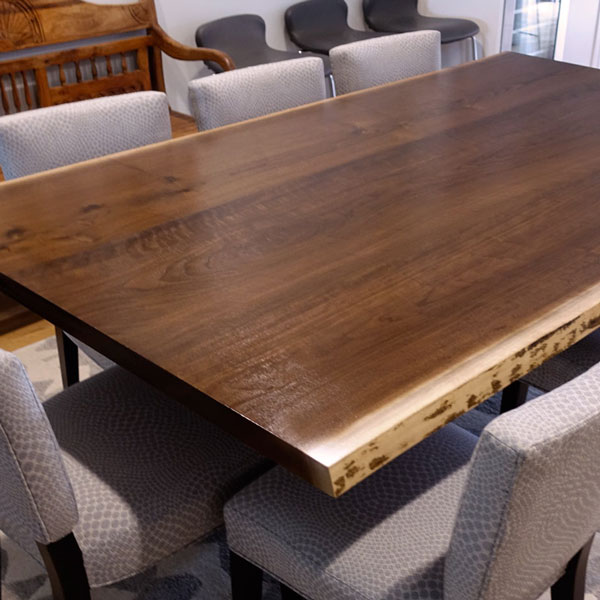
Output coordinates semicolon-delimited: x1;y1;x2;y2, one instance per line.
3;53;600;497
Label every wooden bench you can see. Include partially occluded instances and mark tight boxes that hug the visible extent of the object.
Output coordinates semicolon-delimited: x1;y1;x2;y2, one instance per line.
0;0;234;333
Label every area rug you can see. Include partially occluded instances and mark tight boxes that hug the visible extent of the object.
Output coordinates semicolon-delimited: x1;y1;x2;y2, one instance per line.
1;337;599;599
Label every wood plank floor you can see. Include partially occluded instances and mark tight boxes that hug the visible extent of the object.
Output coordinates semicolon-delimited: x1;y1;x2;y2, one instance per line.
0;320;55;351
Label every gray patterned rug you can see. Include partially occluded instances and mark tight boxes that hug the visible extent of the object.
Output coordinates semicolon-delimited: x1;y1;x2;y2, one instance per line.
0;337;599;599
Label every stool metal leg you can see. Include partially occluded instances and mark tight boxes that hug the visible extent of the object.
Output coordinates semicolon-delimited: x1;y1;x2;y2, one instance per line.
329;73;337;97
471;36;479;60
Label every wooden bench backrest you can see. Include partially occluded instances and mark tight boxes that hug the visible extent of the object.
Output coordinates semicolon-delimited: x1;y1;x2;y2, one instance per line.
0;0;224;114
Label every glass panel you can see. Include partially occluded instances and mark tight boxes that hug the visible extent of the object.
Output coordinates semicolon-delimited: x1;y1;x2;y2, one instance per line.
507;0;562;59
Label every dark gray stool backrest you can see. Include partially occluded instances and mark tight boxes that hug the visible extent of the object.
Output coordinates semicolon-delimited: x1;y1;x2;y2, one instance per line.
196;14;268;50
286;0;351;44
363;0;418;24
196;14;272;73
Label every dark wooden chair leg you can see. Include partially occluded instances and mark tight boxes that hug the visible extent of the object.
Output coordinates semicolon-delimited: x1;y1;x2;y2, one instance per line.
37;533;91;600
230;552;263;600
551;536;594;600
281;583;307;599
500;380;529;413
55;327;79;388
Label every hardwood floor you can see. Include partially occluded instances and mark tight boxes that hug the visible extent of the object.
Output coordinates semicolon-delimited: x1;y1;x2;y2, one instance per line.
170;110;198;138
0;109;198;337
0;292;40;334
0;320;55;351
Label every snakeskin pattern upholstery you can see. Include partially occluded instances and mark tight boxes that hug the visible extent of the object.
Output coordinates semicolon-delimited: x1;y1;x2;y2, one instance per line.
446;361;600;600
0;91;171;180
45;366;271;587
226;362;600;600
522;329;600;392
225;423;477;600
0;351;271;587
188;57;327;131
330;31;441;95
0;351;78;557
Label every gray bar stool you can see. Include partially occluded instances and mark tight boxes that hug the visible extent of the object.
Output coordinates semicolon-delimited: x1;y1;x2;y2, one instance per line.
285;0;388;55
363;0;480;60
195;14;332;77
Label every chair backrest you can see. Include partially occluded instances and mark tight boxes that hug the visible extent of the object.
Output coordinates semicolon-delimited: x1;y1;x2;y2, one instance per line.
188;57;326;131
195;14;270;74
363;0;419;28
0;0;231;116
0;90;171;179
286;0;351;42
329;30;441;94
445;362;600;600
0;350;78;557
196;14;268;53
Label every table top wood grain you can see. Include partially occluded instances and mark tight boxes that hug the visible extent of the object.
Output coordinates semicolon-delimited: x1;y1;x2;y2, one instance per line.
3;52;600;496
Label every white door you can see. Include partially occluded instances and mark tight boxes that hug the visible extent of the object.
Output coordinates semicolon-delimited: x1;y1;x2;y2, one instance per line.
501;0;600;66
554;0;600;67
501;0;563;59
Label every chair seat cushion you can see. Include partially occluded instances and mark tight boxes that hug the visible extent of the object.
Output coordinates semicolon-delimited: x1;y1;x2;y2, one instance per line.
44;367;271;587
523;329;600;392
208;47;332;76
225;423;477;600
368;15;479;44
294;29;388;55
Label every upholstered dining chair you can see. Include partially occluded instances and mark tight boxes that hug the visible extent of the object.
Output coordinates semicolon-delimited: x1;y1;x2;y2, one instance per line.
188;57;327;131
330;30;441;95
196;14;335;96
224;361;600;600
0;349;270;599
285;0;388;55
362;0;480;60
0;91;172;387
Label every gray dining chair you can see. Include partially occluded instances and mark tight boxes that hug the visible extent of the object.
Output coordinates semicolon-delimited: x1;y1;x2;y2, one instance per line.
225;360;600;600
0;91;171;179
0;348;270;599
0;91;172;387
188;57;327;131
330;30;441;95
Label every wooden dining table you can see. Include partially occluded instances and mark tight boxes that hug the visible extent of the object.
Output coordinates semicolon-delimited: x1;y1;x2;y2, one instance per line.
2;52;600;497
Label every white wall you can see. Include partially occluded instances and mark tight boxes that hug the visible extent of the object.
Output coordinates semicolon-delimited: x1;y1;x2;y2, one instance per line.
422;0;505;59
94;0;506;113
151;0;505;113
